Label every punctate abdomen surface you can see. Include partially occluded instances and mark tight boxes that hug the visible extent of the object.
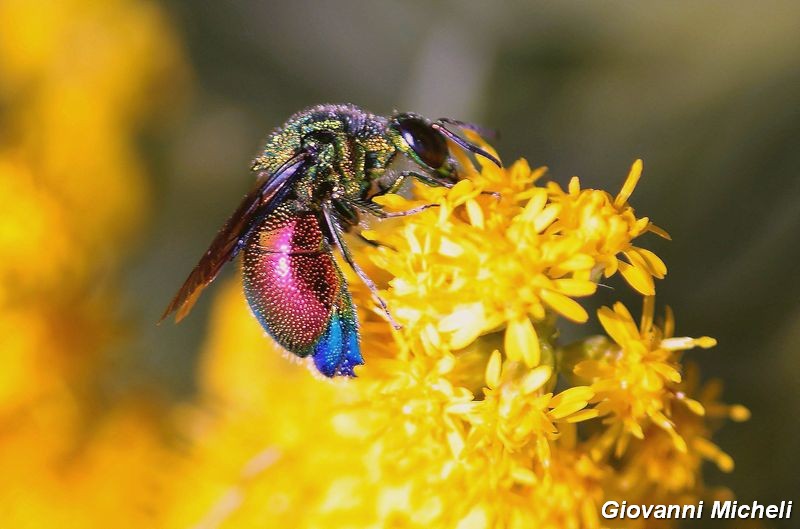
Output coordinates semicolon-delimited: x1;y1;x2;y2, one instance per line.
242;205;361;376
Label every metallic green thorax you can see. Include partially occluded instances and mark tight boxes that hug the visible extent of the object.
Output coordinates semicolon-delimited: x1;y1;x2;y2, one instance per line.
252;104;399;207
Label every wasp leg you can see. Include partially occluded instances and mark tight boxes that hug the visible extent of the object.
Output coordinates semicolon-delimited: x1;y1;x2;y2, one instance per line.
367;170;447;218
397;170;454;189
360;200;439;219
322;204;402;330
396;170;500;199
345;194;440;219
375;169;451;196
356;233;396;251
329;198;396;249
380;203;439;218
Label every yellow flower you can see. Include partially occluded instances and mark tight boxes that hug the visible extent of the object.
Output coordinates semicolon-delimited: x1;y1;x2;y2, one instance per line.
369;139;666;371
545;160;670;295
573;297;717;455
448;351;597;462
607;363;750;512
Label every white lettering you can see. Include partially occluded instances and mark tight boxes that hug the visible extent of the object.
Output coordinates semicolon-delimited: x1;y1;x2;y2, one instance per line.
712;501;732;518
601;501;619;519
602;500;792;520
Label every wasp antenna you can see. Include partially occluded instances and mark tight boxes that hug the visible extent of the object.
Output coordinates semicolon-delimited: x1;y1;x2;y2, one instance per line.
432;123;502;168
437;118;499;139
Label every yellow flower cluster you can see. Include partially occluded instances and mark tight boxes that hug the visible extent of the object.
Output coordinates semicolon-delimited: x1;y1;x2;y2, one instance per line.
165;138;748;528
369;138;667;365
0;1;186;527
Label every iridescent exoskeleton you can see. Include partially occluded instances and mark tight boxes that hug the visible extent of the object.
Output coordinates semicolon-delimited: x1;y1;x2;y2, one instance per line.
161;104;499;377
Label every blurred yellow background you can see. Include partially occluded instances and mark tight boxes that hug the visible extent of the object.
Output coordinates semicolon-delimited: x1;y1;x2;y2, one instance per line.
0;0;797;527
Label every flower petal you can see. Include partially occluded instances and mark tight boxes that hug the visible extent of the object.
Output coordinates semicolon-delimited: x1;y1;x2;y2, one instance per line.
564;409;600;423
521;365;552;394
660;336;716;351
597;305;637;346
505;317;540;367
618;260;655;295
485;350;502;390
533;204;560;232
630;246;667;278
465;199;484;229
614;159;642;208
549;400;590;420
647;222;672;240
540;289;588;323
550;278;597;297
372;193;411;209
549;386;594;409
439;303;486;349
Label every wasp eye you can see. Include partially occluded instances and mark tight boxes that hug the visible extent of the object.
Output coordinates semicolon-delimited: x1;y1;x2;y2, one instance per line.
395;116;448;169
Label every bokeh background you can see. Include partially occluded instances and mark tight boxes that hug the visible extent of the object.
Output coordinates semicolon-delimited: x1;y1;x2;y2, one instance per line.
1;0;798;527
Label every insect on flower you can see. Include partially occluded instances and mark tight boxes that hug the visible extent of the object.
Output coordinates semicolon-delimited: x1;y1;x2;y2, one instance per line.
161;104;500;377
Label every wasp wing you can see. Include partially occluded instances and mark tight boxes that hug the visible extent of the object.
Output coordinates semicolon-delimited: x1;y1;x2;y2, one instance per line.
160;152;309;323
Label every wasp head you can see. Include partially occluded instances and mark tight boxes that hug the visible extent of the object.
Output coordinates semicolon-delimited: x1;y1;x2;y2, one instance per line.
388;112;501;183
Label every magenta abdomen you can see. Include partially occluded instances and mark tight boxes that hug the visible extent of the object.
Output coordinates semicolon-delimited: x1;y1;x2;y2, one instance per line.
242;206;343;355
